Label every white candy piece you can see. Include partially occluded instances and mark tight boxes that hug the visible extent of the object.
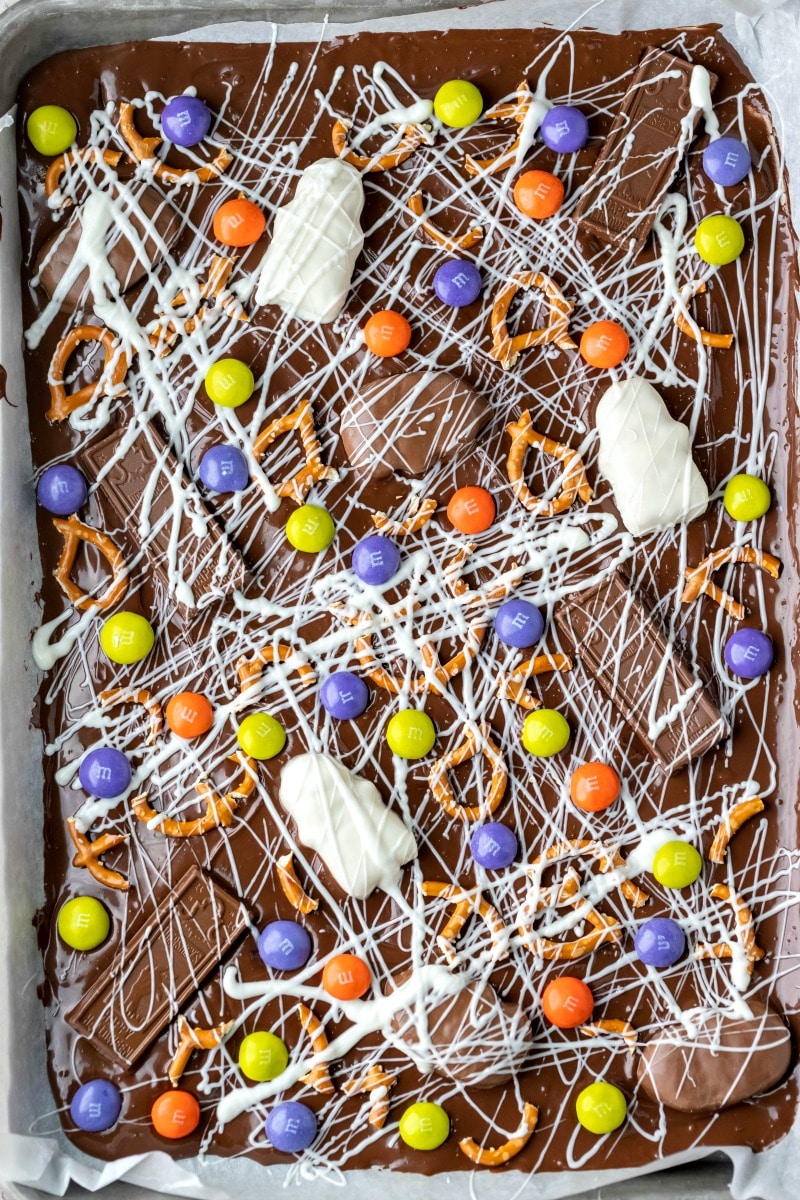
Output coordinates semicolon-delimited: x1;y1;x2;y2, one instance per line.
278;753;417;899
595;375;709;536
255;158;365;322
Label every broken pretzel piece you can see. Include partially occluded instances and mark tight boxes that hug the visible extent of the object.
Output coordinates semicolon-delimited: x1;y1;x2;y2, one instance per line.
506;409;592;517
168;1015;232;1087
407;191;483;253
444;542;514;608
681;544;781;620
276;851;319;915
298;1003;335;1094
236;641;316;696
581;1018;638;1053
371;495;437;537
496;651;573;709
343;1064;396;1129
131;755;254;838
674;282;734;349
45;148;124;207
458;1102;539;1167
48;325;130;422
53;515;128;612
464;80;533;176
67;817;129;892
421;880;508;965
119;100;232;184
353;617;487;698
252;400;338;504
100;687;163;745
428;722;507;822
490;272;577;371
331;117;427;173
149;255;246;356
694;882;764;980
709;796;765;864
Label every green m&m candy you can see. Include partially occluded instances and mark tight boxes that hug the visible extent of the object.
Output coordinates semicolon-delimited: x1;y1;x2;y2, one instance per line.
100;611;155;665
652;840;702;889
433;80;483;128
237;712;286;760
204;357;255;408
398;1101;450;1150
723;473;771;522
522;709;571;757
57;896;110;951
285;504;336;553
694;214;745;266
575;1081;627;1135
386;710;436;759
27;105;77;156
238;1031;288;1082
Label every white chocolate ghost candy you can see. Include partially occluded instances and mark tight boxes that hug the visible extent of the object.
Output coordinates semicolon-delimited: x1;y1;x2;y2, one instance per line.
595;375;709;536
278;753;417;899
255;159;365;322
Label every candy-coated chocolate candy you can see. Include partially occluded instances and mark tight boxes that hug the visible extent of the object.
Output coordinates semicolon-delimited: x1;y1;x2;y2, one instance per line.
398;1101;450;1150
579;320;630;369
36;464;88;515
522;709;570;757
161;95;212;147
204;357;255;408
634;916;686;968
151;1089;201;1139
57;896;110;952
703;136;751;187
285;503;336;553
386;709;436;758
494;598;545;648
198;444;249;493
513;169;564;219
363;309;412;357
322;952;371;1000
723;473;771;522
694;214;745;265
470;822;518;870
652;840;702;889
239;1031;289;1081
575;1081;627;1134
258;920;312;971
541;976;594;1027
351;534;401;585
237;712;286;760
433;259;482;307
99;611;155;664
319;671;370;720
433;79;483;128
166;691;214;740
447;485;495;534
213;197;265;247
265;1100;318;1152
78;746;131;798
724;627;774;679
27;105;77;155
569;762;620;812
540;105;589;153
70;1079;122;1132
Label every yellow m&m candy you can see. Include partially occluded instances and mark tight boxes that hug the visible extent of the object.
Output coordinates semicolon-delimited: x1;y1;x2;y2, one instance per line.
575;1081;627;1134
723;473;771;522
652;840;702;889
100;611;155;665
386;710;436;759
285;504;336;553
204;357;255;408
27;105;77;155
433;80;483;128
238;1031;288;1082
57;896;110;951
398;1102;450;1150
694;214;745;266
237;712;286;760
522;709;571;757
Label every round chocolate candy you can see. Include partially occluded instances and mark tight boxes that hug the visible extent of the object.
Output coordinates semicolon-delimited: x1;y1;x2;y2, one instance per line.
398;1101;450;1150
57;896;110;952
27;105;77;156
36;464;88;516
724;627;774;679
703;136;751;187
470;822;518;870
78;746;132;799
198;444;249;493
70;1079;122;1132
239;1031;289;1082
694;214;745;266
433;79;483;129
540;105;589;153
634;916;686;968
265;1100;317;1153
258;920;312;971
351;534;401;585
575;1081;627;1134
319;671;370;720
652;840;702;889
100;611;155;664
494;598;545;648
433;259;482;307
161;95;212;147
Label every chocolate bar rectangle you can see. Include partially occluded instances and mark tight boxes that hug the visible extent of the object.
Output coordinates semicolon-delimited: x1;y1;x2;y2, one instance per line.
80;423;251;608
66;864;248;1069
574;47;716;256
555;571;726;776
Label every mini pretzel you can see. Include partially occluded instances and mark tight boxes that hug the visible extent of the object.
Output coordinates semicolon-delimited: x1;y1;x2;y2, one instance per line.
407;191;483;252
45;148;124;206
458;1102;539;1167
496;652;573;709
490;272;577;371
421;880;507;965
132;754;254;838
100;687;163;745
581;1018;638;1053
66;817;129;891
52;515;128;612
464;80;533;176
372;495;437;537
119;101;232;184
252;400;338;504
709;796;765;864
276;851;319;914
236;641;316;695
48;325;130;422
444;543;515;608
168;1015;232;1086
694;882;764;977
681;545;781;620
149;255;246;356
331;117;427;173
674;282;734;349
343;1064;396;1128
521;872;622;962
428;723;507;822
353;618;487;697
506;409;592;517
528;839;651;909
298;1003;335;1094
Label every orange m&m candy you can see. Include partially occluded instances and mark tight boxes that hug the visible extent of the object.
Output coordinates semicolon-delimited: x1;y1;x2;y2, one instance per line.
166;691;214;740
213;197;265;247
151;1089;201;1139
541;976;594;1028
579;320;629;369
447;486;495;534
364;309;412;357
513;170;564;220
570;762;620;813
322;953;371;1000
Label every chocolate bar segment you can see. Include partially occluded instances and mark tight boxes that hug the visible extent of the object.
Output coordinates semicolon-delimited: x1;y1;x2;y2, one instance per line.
66;864;248;1069
574;47;716;256
555;571;726;775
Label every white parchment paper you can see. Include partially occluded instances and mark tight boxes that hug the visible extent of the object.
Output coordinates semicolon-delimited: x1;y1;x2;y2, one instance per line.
0;0;798;1196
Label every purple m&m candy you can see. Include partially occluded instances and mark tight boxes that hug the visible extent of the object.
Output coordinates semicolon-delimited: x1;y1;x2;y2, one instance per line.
70;1079;123;1132
703;137;751;188
265;1100;317;1153
352;534;401;586
161;96;212;148
470;822;518;870
36;464;88;516
634;917;686;969
258;920;312;971
433;259;482;307
78;746;132;799
540;105;589;154
320;671;370;720
494;598;545;649
724;628;774;679
199;444;249;493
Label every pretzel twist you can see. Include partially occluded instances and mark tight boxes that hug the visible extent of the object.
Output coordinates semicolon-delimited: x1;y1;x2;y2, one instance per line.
580;1018;638;1053
458;1102;539;1167
236;641;316;695
45;148;124;207
100;687;163;745
421;880;508;965
252;400;338;504
168;1015;232;1087
506;409;592;517
490;272;577;371
331;117;427;173
149;255;246;356
276;851;319;914
343;1064;396;1129
528;839;650;908
496;652;573;709
353;618;487;697
681;544;781;620
464;80;533;176
132;753;254;838
406;191;483;252
709;796;765;864
298;1003;335;1094
694;883;764;979
674;282;735;349
52;515;128;612
48;325;130;422
371;495;437;537
119;101;232;184
428;723;508;822
67;817;129;891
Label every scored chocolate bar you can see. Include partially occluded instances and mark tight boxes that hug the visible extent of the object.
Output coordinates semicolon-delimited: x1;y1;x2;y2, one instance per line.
66;864;248;1069
574;47;717;256
555;571;726;776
